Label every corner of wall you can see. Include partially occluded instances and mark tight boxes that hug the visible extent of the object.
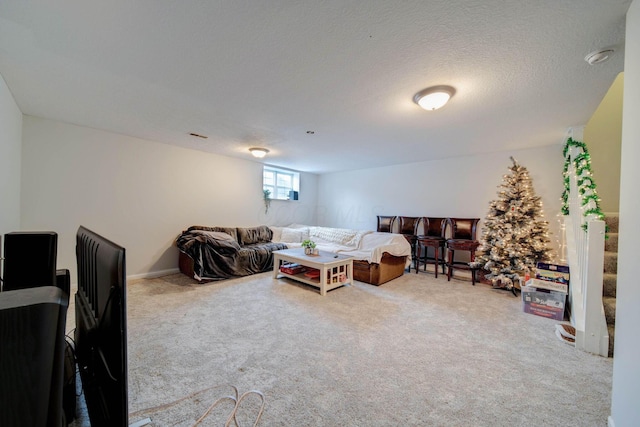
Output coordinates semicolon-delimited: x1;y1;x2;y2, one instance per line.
584;72;624;213
0;72;23;235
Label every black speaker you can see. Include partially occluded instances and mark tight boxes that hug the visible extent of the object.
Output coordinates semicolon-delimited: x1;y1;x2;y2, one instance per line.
0;286;69;427
2;232;57;292
56;269;71;298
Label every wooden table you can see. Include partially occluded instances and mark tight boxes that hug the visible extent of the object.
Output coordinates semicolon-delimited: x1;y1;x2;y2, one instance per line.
273;248;353;296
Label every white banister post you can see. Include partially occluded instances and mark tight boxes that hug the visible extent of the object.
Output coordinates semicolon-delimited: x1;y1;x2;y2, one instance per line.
563;125;608;357
582;219;607;356
558;218;567;264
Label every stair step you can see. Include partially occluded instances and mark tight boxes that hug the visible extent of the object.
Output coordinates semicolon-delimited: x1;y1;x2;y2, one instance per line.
605;213;619;234
604;252;618;274
603;296;616;326
608;324;615;357
605;232;618;252
603;273;617;298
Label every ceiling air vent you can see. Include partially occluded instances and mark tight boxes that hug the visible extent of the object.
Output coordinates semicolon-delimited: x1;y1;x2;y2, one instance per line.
189;132;208;139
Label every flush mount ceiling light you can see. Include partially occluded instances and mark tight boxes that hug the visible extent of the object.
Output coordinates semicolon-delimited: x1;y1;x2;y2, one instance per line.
585;49;614;65
249;147;270;158
413;85;456;111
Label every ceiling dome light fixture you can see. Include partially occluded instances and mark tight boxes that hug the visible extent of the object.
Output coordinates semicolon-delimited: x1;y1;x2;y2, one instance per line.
585;49;614;65
249;147;270;158
413;85;456;111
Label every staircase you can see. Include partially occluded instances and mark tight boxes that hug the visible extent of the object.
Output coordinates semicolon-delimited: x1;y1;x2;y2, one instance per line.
603;213;619;357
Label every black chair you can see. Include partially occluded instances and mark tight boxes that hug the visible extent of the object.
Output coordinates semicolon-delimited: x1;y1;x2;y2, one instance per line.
376;216;397;233
415;217;447;278
446;218;481;284
398;216;421;271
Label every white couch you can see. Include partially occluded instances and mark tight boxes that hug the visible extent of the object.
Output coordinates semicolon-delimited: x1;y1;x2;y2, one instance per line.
270;225;412;285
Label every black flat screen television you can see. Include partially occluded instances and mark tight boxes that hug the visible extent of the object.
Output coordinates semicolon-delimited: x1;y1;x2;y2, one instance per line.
74;226;127;427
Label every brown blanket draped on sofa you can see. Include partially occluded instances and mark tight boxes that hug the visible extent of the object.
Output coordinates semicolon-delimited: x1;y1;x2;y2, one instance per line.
176;225;287;281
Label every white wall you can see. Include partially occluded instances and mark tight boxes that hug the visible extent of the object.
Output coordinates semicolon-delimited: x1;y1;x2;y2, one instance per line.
585;73;623;213
317;145;565;256
21;116;317;279
610;1;640;426
0;73;22;236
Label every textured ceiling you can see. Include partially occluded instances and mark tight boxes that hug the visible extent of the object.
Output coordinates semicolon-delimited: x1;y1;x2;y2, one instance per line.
0;1;630;173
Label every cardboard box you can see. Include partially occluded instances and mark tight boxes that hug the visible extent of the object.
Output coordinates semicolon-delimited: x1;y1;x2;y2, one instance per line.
522;285;566;321
525;278;568;294
534;262;570;285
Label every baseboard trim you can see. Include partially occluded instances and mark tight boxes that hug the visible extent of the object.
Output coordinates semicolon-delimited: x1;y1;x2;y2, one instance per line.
608;415;615;427
68;268;181;289
127;268;180;281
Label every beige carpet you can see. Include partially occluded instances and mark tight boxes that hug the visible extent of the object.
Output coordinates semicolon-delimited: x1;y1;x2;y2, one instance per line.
72;269;612;426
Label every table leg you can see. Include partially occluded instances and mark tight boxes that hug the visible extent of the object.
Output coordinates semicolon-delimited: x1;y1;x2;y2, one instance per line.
273;255;281;278
321;266;328;296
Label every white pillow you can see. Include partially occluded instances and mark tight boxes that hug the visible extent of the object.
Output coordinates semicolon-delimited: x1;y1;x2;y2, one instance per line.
280;227;307;243
270;226;283;242
299;227;310;240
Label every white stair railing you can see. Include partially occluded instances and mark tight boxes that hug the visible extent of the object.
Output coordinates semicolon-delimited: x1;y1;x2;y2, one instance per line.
562;128;609;357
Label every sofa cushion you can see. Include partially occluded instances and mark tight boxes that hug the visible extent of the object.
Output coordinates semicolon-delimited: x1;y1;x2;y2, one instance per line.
280;227;309;243
198;230;236;241
309;227;368;248
269;226;284;242
237;225;273;246
180;230;241;251
187;226;238;242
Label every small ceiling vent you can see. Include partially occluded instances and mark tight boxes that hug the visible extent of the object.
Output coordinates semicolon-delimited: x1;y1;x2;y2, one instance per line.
585;49;614;65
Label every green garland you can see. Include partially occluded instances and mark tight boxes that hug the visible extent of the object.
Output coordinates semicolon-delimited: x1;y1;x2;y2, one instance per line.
561;137;606;231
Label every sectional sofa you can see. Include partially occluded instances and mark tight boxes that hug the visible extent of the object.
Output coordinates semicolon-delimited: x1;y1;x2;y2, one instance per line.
176;224;412;285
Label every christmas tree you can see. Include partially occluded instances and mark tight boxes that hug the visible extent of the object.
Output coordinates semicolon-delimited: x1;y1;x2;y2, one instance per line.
471;157;552;292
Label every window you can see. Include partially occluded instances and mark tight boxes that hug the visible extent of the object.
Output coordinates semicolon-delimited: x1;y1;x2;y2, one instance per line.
263;166;300;200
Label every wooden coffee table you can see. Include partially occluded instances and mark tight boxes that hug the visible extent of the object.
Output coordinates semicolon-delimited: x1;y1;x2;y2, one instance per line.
273;248;353;296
